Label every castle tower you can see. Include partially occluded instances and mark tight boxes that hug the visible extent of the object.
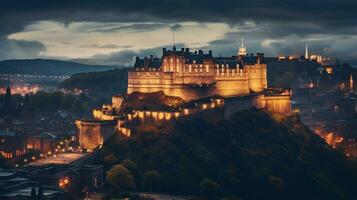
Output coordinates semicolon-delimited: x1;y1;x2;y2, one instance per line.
238;39;247;56
305;43;309;60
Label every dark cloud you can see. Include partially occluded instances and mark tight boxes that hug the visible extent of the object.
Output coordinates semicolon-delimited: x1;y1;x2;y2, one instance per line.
0;39;46;60
170;24;182;31
78;44;133;49
1;0;357;29
75;23;168;33
0;0;357;65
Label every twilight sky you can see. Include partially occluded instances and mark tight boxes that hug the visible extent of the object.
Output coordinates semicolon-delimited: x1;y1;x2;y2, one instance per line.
1;0;357;66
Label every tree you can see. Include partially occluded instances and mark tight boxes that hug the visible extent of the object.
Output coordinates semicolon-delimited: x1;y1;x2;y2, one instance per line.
268;176;284;191
144;170;160;192
200;178;221;200
104;154;119;166
106;164;135;191
120;159;138;174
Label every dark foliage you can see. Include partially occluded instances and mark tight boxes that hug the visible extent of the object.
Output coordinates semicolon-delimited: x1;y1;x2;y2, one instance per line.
59;68;128;96
99;109;357;200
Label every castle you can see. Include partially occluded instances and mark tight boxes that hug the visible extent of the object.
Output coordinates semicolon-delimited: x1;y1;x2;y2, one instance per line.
76;43;293;150
128;43;267;100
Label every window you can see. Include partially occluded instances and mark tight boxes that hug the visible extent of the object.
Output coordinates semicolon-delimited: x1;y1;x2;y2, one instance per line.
170;58;173;63
206;65;209;73
189;65;192;73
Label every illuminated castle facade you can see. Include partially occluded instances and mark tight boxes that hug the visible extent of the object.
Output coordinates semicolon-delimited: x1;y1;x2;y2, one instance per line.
128;45;267;100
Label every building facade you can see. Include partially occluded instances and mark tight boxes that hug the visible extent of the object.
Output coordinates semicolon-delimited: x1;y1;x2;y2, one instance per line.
128;47;267;100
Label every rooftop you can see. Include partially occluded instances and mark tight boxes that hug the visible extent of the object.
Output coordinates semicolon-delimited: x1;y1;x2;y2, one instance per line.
28;153;88;166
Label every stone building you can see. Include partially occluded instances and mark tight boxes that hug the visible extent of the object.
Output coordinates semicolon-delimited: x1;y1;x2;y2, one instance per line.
128;46;267;100
257;88;292;116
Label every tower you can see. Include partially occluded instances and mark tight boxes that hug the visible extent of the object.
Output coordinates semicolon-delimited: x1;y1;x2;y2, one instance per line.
238;39;247;56
305;43;309;60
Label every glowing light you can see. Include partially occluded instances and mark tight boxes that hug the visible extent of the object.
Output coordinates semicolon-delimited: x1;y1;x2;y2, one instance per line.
58;177;70;188
165;112;171;120
158;112;164;120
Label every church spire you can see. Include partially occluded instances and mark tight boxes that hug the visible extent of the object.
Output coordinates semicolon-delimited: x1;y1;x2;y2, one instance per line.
238;39;247;56
305;43;309;60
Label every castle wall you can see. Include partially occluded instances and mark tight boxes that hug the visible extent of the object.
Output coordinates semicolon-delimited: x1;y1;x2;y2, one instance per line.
257;95;291;116
246;63;267;92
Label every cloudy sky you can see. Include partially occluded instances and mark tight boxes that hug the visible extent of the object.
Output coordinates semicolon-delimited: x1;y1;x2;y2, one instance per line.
1;0;357;66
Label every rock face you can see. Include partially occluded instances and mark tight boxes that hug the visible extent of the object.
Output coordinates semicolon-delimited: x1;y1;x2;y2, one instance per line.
76;120;117;150
121;91;185;112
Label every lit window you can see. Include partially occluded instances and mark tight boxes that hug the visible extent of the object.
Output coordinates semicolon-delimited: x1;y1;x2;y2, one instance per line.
189;65;192;73
206;65;209;73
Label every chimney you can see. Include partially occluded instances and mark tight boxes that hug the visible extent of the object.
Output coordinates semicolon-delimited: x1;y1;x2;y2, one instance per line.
135;56;139;61
208;50;212;56
162;48;167;55
199;50;203;54
150;55;153;59
185;48;189;53
181;48;184;52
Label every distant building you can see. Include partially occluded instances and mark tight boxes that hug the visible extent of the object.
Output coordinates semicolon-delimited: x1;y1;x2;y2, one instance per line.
26;132;56;153
0;162;103;199
0;130;26;159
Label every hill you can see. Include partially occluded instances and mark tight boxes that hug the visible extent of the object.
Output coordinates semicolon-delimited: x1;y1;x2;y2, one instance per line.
97;109;357;200
59;68;128;95
0;59;117;75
